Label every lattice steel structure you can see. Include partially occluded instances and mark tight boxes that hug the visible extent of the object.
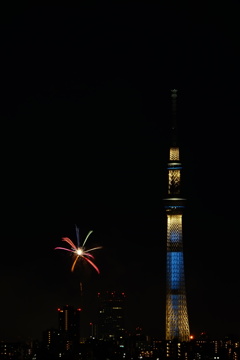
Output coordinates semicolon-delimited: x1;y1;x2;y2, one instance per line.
163;89;190;342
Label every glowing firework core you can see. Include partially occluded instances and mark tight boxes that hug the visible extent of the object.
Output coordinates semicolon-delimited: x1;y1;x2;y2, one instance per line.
76;248;83;256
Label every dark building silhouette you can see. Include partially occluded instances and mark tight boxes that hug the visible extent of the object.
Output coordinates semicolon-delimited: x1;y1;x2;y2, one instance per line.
97;290;126;341
57;304;81;350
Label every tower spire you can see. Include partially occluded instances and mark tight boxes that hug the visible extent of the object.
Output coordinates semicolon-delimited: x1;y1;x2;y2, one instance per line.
170;89;178;147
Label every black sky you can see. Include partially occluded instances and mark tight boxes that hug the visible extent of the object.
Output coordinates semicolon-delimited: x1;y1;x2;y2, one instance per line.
1;2;240;342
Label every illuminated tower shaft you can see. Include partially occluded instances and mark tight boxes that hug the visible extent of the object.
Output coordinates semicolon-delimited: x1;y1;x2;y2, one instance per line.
164;89;190;342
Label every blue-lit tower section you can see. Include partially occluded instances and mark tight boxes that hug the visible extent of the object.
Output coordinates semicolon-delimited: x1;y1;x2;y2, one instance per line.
164;89;190;342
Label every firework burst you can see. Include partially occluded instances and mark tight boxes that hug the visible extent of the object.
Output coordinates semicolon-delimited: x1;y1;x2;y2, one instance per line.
54;225;102;273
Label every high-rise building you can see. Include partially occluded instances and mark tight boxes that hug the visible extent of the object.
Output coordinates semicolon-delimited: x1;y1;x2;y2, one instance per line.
57;304;81;350
163;89;190;342
97;290;126;341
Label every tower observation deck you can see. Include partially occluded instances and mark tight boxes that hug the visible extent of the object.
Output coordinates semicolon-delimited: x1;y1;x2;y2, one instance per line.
163;89;190;342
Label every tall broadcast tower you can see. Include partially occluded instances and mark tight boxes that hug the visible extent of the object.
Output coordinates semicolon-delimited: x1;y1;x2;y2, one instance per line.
164;89;190;342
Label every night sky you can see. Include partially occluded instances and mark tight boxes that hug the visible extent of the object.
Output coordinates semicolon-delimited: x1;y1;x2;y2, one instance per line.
1;2;240;342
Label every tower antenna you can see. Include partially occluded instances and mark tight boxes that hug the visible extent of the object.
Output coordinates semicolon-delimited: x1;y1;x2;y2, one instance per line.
170;89;178;147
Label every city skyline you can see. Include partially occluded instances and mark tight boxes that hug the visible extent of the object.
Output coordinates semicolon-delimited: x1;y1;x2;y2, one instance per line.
1;2;240;343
